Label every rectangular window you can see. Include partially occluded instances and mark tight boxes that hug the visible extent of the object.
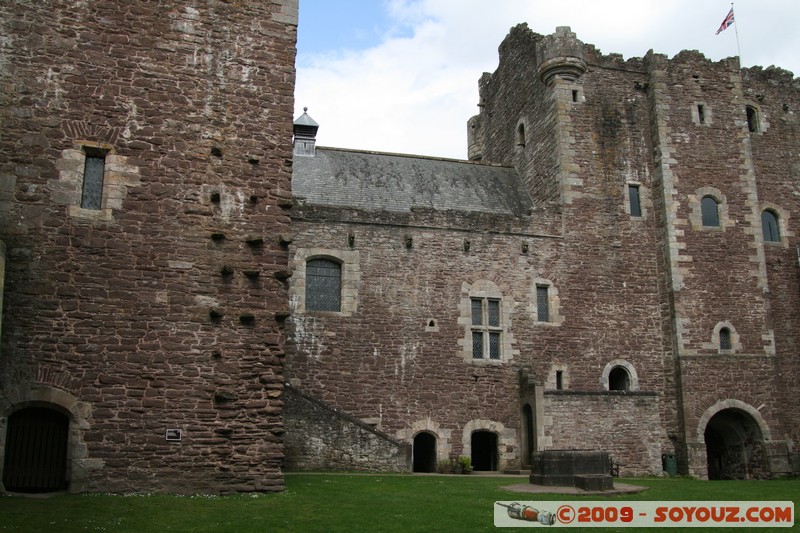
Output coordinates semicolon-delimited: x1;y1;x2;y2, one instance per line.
488;332;501;359
536;286;549;322
628;184;641;217
471;297;502;359
81;148;107;210
306;259;342;312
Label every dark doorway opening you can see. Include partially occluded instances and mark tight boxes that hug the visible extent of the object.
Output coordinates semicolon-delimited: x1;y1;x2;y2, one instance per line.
608;367;629;391
704;408;765;480
3;407;69;492
522;404;535;468
413;432;437;473
471;431;498;471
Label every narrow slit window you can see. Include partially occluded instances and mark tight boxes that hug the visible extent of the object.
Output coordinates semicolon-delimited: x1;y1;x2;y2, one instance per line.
697;104;706;125
628;184;641;217
556;370;563;390
536;285;549;322
81;148;107;210
746;105;759;133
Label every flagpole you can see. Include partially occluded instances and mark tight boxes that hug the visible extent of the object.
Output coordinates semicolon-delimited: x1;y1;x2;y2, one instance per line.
731;3;742;69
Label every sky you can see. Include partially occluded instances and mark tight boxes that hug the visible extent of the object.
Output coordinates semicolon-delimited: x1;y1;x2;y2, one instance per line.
294;0;800;160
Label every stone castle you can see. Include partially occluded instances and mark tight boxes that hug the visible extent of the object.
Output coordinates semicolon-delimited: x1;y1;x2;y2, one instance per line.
1;2;798;494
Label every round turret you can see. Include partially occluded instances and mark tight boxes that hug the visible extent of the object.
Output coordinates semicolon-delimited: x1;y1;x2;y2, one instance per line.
536;26;587;84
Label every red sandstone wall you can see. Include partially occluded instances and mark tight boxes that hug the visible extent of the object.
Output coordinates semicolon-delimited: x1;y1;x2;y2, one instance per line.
0;1;297;493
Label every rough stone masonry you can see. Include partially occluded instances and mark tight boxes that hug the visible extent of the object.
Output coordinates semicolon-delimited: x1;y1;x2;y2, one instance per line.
0;1;298;494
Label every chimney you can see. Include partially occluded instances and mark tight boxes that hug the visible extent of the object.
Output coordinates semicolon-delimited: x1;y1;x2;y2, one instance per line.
293;107;319;156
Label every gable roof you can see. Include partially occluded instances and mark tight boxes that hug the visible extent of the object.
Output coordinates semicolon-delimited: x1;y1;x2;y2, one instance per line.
292;147;533;216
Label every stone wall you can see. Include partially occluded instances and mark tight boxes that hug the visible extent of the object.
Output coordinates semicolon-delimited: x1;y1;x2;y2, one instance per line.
287;24;799;480
543;391;663;476
0;1;297;494
283;385;411;472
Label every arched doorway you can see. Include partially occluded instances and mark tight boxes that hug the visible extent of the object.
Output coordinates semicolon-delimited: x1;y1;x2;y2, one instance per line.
413;432;437;473
471;431;498;471
3;407;70;492
521;404;535;468
608;367;629;391
704;408;765;480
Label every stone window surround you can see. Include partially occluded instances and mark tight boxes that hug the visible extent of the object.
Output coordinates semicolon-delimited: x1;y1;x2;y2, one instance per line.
530;278;562;325
600;359;639;391
761;203;792;247
50;141;140;222
470;297;502;360
744;102;768;134
692;101;712;126
706;321;741;355
458;280;516;365
290;248;360;316
546;363;570;390
688;187;731;231
625;181;649;219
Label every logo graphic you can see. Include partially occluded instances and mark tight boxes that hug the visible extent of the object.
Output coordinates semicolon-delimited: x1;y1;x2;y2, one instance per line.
496;502;556;525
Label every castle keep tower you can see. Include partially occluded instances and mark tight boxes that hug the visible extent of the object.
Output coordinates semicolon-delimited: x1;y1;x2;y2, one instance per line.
0;1;298;493
468;24;798;478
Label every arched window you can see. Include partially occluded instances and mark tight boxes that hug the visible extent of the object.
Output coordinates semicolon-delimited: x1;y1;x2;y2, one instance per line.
608;366;630;391
719;327;732;351
701;196;720;227
305;258;342;311
746;105;760;133
761;210;780;242
516;123;526;147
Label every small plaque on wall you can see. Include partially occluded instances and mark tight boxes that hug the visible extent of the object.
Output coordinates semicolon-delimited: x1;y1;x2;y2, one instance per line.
165;429;182;441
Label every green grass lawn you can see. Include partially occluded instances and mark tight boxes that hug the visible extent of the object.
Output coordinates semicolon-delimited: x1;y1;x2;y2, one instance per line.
0;474;797;532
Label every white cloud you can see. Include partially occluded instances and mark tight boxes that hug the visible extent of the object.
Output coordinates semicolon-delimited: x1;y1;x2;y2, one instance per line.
296;0;800;159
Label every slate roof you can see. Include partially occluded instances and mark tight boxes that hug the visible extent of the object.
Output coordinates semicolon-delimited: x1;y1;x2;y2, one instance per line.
292;147;533;216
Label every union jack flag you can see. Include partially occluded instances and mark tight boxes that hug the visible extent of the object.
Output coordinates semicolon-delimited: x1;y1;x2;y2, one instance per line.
716;7;735;34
